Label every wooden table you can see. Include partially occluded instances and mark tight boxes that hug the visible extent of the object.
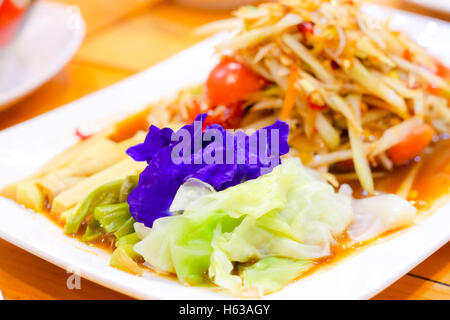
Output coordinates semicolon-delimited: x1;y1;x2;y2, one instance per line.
0;0;449;300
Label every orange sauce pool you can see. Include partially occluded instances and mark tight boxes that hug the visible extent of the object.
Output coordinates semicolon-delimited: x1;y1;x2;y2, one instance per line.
38;208;117;252
376;137;450;206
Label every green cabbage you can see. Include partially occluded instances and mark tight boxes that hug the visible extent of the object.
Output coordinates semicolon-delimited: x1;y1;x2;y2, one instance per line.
94;203;131;233
242;257;313;295
64;179;123;234
115;233;141;261
134;158;353;295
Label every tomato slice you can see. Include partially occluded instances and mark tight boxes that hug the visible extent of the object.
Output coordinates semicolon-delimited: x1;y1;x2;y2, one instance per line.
387;123;435;165
0;0;28;48
435;60;450;79
426;58;450;98
206;57;267;107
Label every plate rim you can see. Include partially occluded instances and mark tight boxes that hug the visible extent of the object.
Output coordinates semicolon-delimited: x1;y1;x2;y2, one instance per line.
0;5;449;300
406;0;450;14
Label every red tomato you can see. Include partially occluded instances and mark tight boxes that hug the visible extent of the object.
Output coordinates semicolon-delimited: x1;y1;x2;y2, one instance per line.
206;57;267;107
426;59;450;98
187;99;244;129
435;60;450;79
387;123;435;165
403;49;413;62
0;0;28;48
203;102;244;129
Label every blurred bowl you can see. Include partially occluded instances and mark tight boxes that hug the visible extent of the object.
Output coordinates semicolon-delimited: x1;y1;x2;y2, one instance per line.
0;0;35;49
0;1;85;110
176;0;259;10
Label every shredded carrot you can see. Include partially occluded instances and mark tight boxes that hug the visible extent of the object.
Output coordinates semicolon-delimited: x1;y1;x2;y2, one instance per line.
280;68;298;121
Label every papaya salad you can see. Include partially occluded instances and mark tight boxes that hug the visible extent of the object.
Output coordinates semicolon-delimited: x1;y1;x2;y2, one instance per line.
2;0;450;297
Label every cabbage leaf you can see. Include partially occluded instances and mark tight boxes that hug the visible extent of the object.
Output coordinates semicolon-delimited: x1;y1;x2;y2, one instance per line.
134;158;353;295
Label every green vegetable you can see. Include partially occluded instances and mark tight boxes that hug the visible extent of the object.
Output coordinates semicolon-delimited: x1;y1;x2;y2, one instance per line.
114;217;135;238
116;233;141;261
346;94;374;193
119;175;139;202
241;257;313;294
282;33;334;83
264;85;282;96
94;202;131;233
315;112;340;149
110;247;142;276
347;58;408;118
169;213;243;285
64;179;123;234
217;13;302;52
81;219;104;242
135;158;353;295
65;177;144;274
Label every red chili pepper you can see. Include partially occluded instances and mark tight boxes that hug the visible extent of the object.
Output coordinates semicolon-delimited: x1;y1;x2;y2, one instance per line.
331;60;340;70
75;128;93;140
307;95;326;111
298;21;315;37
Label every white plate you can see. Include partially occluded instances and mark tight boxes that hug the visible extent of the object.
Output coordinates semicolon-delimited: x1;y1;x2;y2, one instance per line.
406;0;450;14
0;1;85;111
0;5;449;300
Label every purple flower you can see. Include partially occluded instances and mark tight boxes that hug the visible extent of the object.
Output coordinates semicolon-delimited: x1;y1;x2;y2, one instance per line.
126;114;289;227
126;126;174;162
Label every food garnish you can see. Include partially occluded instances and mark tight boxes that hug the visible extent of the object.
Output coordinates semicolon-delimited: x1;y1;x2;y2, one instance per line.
126;113;289;227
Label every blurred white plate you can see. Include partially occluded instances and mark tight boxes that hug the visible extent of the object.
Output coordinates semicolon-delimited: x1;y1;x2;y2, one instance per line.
0;5;449;300
0;1;85;111
407;0;450;14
